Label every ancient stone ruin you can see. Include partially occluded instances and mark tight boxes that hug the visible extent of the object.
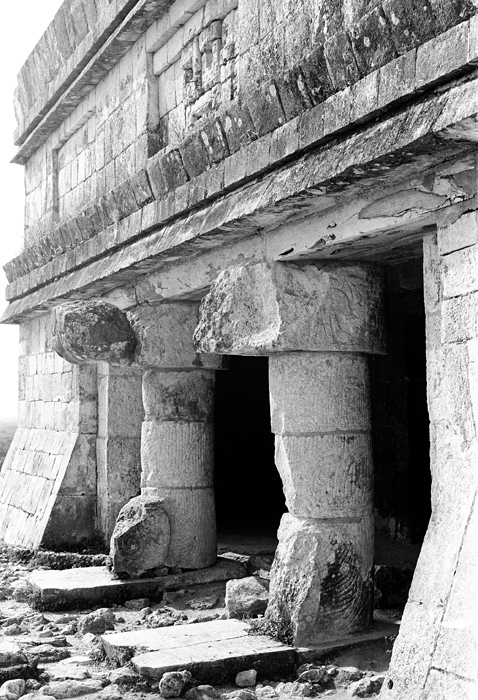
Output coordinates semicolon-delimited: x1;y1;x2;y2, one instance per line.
0;0;477;697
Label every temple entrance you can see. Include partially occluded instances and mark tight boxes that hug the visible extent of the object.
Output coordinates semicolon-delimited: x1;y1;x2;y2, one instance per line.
214;356;285;546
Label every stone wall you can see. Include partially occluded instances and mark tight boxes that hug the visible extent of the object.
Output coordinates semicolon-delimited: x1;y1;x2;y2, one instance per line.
23;31;156;247
380;212;478;699
0;314;98;549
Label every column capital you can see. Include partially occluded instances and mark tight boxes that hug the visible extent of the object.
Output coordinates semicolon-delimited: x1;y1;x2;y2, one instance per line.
194;262;386;355
52;300;137;366
52;300;222;370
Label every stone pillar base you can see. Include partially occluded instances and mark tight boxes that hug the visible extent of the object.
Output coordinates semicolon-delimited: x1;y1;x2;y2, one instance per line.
267;513;374;646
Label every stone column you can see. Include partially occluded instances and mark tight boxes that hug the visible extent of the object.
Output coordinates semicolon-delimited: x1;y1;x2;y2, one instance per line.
118;302;220;573
96;363;143;543
380;213;478;700
267;352;374;644
195;261;385;645
52;299;221;576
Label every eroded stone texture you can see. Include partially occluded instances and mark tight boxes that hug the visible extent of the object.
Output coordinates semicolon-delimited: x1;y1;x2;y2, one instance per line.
110;493;171;578
267;514;374;646
266;351;376;644
52;300;136;366
194;262;386;355
128;303;222;369
140;363;217;570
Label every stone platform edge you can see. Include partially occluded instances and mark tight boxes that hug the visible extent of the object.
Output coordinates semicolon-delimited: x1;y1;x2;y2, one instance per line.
28;558;247;611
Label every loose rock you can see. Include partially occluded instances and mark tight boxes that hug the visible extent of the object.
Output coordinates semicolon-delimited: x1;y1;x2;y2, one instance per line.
96;685;123;700
185;685;218;700
78;609;115;636
236;670;257;688
348;675;385;697
124;598;150;610
38;679;104;698
225;577;269;619
189;596;219;610
0;679;25;700
159;671;192;698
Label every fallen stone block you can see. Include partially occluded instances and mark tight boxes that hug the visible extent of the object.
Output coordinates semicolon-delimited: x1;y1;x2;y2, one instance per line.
225;577;269;619
109;495;171;578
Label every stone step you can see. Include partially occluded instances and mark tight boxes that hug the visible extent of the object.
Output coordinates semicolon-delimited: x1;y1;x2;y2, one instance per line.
102;619;296;683
29;558;247;610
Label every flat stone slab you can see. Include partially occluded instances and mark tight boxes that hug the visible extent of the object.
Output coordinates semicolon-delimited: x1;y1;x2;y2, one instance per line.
29;558;246;610
102;619;296;683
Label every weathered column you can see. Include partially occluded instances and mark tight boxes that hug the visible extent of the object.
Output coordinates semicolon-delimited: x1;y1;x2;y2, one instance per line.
380;212;478;700
195;261;385;645
52;298;220;576
96;363;143;543
268;352;374;644
127;303;219;571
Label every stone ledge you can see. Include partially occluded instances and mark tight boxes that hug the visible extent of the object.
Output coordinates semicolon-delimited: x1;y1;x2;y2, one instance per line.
5;17;478;294
2;75;477;324
29;558;247;611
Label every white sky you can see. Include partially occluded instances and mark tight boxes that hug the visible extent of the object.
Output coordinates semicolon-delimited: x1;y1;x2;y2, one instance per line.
0;1;63;420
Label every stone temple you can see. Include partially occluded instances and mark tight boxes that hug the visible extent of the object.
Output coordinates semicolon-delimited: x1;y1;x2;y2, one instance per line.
1;0;477;697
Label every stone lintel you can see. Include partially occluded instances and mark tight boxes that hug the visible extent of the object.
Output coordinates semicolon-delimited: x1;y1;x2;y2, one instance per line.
194;262;386;356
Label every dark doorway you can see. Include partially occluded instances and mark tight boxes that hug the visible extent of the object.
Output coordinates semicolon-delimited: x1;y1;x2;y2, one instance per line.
371;259;431;607
214;356;285;538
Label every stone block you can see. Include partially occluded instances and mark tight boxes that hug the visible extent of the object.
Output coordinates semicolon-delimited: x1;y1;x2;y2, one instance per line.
323;31;361;90
381;0;436;54
266;514;374;646
200;118;230;164
129;303;222;369
416;21;469;89
179;131;212;178
274;433;373;519
431;501;478;681
421;669;477;700
350;7;397;74
428;0;476;33
269;353;371;434
157;149;189;192
130;169;154;208
442;246;478;298
377;50;416;109
276;67;313;121
141;421;214;488
52;300;137;366
110;494;171;578
438;210;478;255
142;370;214;421
225;576;269;619
146;155;169;198
298;102;325;149
441;293;478;343
194;262;386;355
300;47;334;106
112;180;138;220
221;103;256;155
247;82;285;138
